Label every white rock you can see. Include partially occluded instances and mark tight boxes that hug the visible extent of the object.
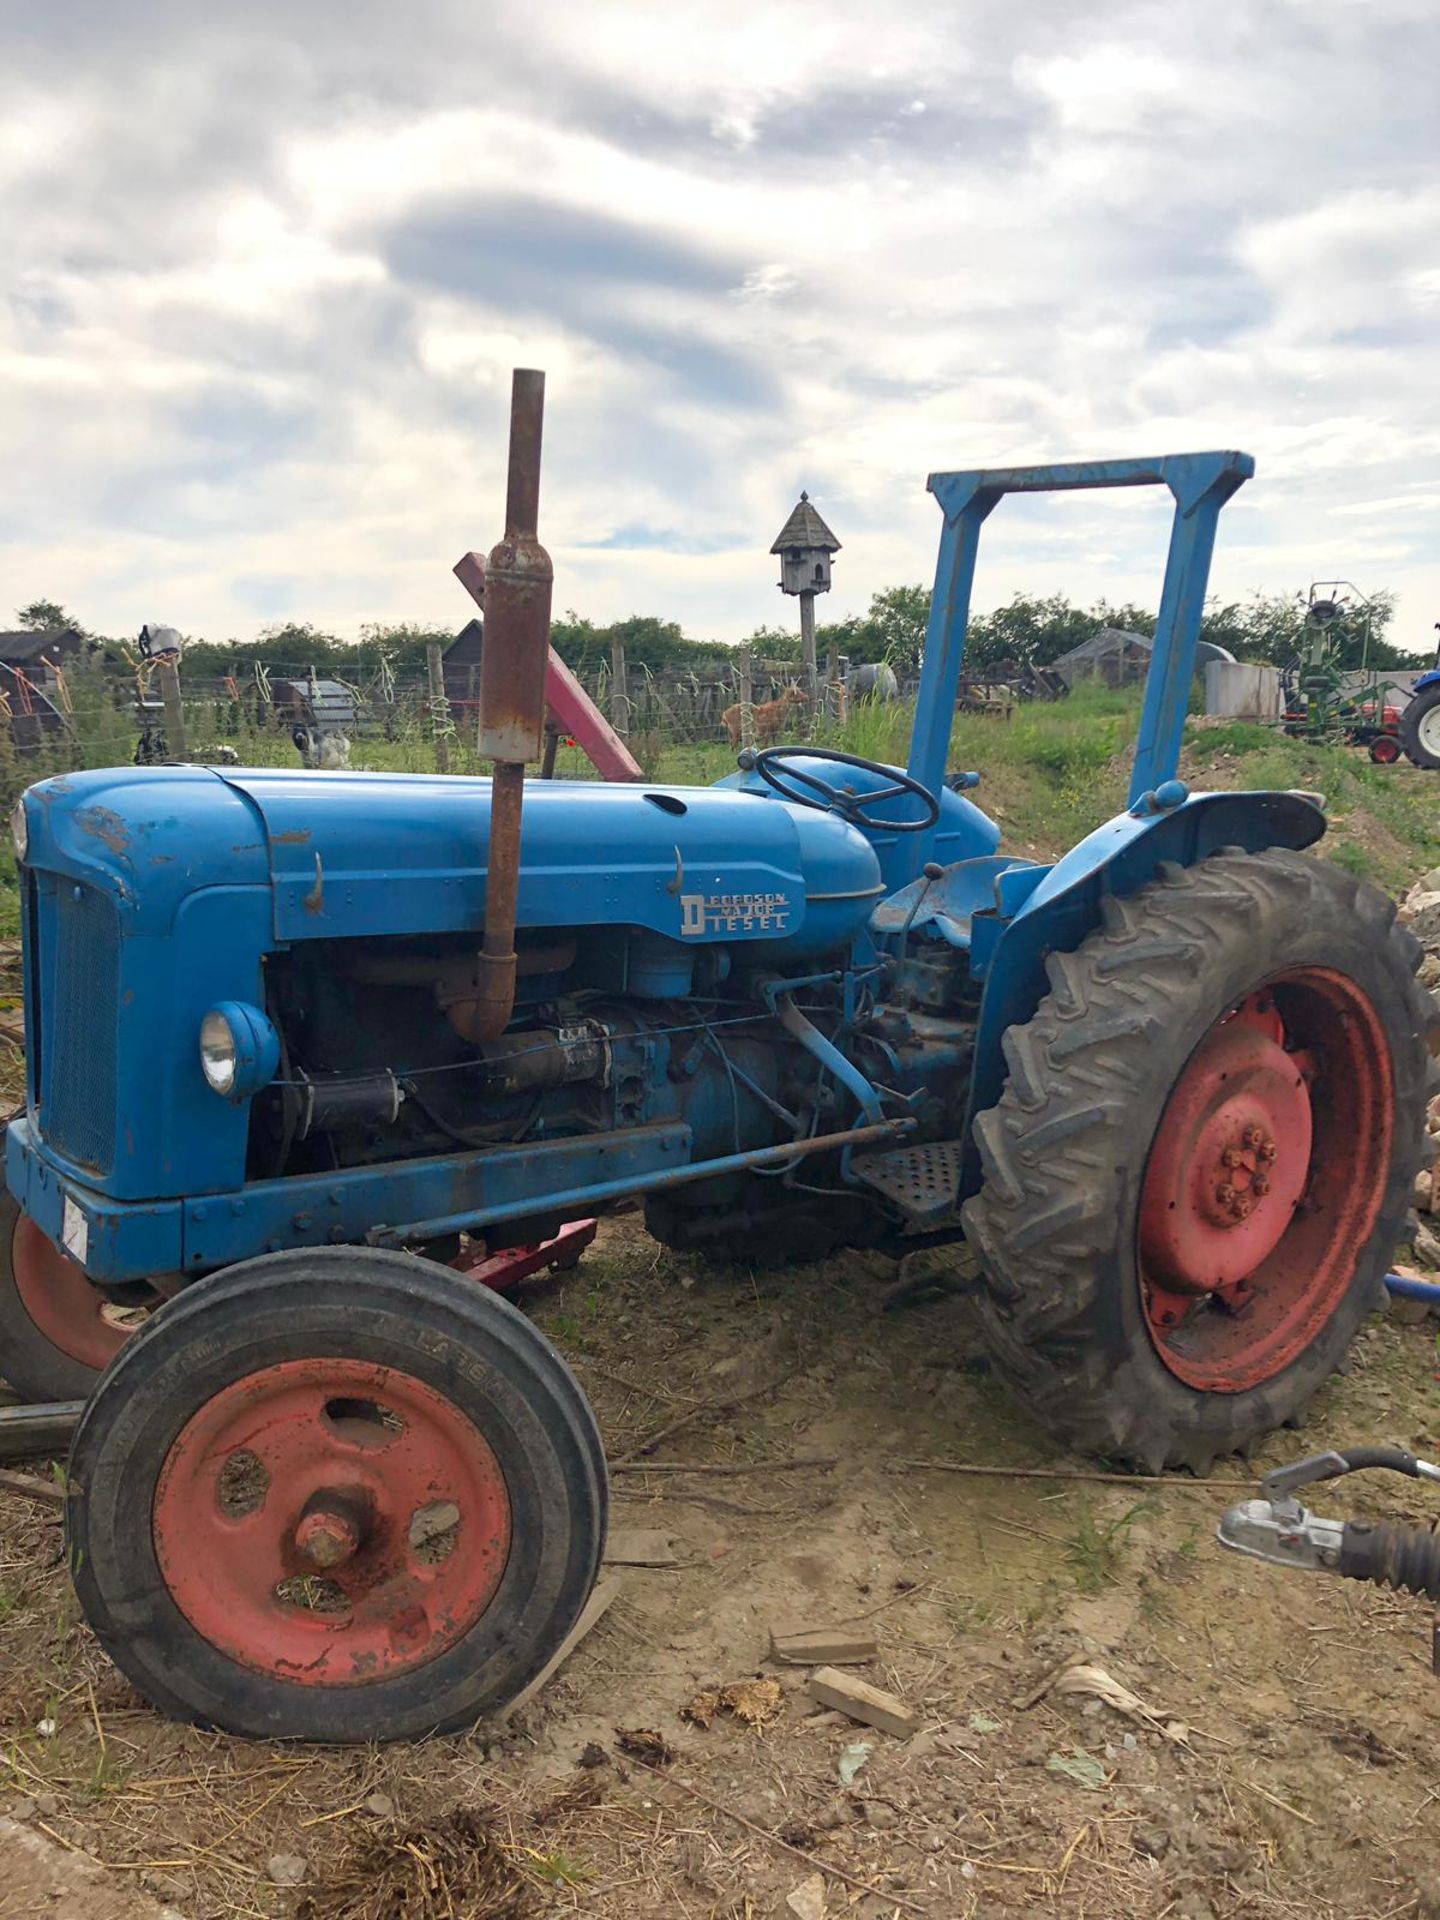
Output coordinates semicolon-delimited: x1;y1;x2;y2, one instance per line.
786;1872;827;1920
1408;893;1440;948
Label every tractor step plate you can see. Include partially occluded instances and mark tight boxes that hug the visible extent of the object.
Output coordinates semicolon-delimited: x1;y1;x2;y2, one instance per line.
851;1140;964;1222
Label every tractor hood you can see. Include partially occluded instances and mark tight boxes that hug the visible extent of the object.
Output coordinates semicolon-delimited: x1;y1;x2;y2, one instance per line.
19;764;886;953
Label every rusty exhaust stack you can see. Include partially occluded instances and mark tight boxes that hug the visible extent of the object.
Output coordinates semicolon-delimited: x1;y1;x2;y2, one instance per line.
470;368;553;1043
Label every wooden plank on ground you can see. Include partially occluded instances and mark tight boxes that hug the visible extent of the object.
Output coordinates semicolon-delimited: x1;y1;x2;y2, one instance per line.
769;1625;877;1666
0;1469;63;1508
505;1576;625;1719
807;1666;918;1740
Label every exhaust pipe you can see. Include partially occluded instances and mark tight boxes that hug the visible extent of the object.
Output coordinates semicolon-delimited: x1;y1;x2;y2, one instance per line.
470;369;554;1043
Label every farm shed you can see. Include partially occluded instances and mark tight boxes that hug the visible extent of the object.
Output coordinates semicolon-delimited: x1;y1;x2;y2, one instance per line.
442;618;484;705
0;628;86;680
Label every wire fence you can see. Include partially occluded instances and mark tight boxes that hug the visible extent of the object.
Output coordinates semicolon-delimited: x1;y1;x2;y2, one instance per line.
0;654;928;807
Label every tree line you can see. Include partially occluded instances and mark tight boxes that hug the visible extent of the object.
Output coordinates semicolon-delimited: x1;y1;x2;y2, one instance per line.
13;581;1425;685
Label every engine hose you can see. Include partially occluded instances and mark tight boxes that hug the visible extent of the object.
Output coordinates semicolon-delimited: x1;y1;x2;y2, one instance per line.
1340;1518;1440;1603
403;1080;544;1150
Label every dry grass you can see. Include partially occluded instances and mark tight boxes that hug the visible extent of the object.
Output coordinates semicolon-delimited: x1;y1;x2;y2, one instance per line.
295;1806;534;1920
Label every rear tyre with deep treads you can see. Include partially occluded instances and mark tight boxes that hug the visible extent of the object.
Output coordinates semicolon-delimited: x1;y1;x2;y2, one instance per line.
67;1247;607;1741
962;849;1439;1472
1399;681;1440;770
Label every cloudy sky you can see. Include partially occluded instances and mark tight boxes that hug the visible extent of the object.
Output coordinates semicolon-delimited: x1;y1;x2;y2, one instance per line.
3;0;1439;653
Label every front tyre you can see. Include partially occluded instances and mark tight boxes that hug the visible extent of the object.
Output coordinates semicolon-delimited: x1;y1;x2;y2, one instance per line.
67;1247;607;1741
963;850;1438;1471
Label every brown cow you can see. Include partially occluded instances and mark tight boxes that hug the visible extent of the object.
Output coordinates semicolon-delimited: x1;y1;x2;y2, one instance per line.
722;684;807;750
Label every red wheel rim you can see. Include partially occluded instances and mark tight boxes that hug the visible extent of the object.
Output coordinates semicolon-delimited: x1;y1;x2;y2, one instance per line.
1138;971;1393;1393
152;1359;512;1686
12;1216;134;1371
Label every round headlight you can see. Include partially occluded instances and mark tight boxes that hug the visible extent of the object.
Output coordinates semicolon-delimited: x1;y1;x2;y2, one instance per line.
199;1001;281;1100
200;1009;238;1094
10;799;27;865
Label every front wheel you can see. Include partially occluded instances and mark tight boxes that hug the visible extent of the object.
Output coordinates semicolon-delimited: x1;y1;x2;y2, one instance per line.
963;849;1438;1471
1399;682;1440;770
67;1247;607;1741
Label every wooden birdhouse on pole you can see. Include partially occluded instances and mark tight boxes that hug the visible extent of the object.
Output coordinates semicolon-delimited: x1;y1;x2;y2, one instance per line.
770;492;841;708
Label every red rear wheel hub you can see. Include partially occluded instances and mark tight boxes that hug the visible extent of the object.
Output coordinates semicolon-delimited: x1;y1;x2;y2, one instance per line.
152;1359;512;1685
12;1216;134;1371
1138;972;1392;1393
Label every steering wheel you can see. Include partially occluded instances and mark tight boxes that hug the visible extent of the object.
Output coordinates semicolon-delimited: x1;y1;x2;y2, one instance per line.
749;746;941;834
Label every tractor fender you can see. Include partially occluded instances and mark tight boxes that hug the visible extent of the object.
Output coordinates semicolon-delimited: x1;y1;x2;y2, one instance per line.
1412;670;1440;693
960;787;1325;1183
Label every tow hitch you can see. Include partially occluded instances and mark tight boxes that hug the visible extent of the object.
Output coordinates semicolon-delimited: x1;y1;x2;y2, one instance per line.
1220;1446;1440;1666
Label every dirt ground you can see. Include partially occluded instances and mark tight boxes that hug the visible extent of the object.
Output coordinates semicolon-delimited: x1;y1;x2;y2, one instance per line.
5;1210;1440;1920
3;870;1440;1920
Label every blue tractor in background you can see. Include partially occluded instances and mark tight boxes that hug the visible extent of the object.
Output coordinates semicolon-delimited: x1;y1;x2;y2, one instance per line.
3;373;1434;1741
1400;653;1440;768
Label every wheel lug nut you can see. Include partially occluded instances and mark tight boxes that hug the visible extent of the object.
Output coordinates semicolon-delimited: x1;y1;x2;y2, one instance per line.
1217;1182;1236;1205
1221;1147;1242;1169
1242;1125;1263;1150
1253;1175;1270;1197
294;1505;363;1570
1234;1197;1254;1219
1258;1139;1277;1163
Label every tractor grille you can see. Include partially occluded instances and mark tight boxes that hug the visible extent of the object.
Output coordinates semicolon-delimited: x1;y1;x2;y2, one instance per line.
40;882;119;1175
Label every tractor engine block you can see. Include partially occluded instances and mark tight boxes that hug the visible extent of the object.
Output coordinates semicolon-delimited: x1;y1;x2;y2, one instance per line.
249;930;975;1261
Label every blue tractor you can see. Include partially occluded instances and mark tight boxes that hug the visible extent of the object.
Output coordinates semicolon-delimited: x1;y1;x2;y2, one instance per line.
4;374;1434;1740
1399;657;1440;768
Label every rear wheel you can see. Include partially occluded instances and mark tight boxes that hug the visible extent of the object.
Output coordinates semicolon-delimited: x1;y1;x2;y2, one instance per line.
67;1247;607;1741
963;849;1438;1471
1400;682;1440;770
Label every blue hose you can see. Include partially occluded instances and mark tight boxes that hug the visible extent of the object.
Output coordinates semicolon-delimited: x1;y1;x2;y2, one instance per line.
1386;1270;1440;1305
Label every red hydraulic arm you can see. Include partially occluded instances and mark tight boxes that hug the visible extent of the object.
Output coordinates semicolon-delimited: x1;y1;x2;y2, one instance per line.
454;550;643;783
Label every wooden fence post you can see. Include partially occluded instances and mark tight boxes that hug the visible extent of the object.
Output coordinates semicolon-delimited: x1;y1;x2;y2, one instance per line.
737;645;753;750
156;660;188;762
425;641;452;774
610;642;629;734
799;592;819;712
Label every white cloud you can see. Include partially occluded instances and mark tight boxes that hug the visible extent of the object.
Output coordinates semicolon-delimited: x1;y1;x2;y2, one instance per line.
1;0;1438;653
1014;47;1182;134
